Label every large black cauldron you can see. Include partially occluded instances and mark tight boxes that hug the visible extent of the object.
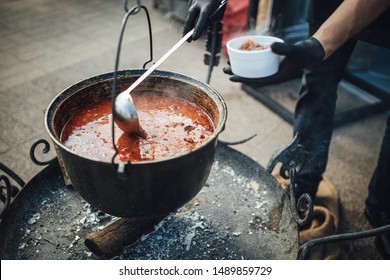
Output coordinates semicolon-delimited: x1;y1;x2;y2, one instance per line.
45;69;227;218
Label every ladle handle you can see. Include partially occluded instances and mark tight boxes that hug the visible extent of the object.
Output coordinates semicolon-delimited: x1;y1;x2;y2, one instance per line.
122;0;227;96
122;29;194;96
208;0;228;23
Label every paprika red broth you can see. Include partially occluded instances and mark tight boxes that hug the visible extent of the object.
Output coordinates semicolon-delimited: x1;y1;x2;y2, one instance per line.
60;93;215;162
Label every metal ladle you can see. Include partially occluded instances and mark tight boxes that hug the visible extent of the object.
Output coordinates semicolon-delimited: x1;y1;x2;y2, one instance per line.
114;0;227;135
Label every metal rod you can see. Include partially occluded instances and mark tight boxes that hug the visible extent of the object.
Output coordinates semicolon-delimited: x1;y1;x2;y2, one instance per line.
299;224;390;259
0;175;12;219
0;162;25;188
30;139;56;166
121;29;194;97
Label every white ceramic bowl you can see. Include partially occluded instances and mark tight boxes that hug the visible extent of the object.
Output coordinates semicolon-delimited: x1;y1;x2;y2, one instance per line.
227;35;284;78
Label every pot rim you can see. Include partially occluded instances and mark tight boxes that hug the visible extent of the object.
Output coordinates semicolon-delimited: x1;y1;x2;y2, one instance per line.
44;69;227;165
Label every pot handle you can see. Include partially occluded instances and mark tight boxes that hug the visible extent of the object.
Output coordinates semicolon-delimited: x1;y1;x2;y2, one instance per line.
110;1;154;169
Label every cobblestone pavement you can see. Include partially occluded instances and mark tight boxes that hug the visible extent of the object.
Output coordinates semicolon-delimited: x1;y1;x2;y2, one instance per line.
0;0;388;259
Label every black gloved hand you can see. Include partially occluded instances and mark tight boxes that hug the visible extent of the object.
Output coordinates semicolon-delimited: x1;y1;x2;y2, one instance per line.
183;0;226;41
223;37;325;85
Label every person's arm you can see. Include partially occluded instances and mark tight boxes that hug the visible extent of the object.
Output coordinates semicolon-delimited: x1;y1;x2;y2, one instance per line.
313;0;390;59
224;0;390;84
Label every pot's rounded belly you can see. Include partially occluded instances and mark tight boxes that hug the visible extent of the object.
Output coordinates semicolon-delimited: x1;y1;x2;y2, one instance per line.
60;93;215;162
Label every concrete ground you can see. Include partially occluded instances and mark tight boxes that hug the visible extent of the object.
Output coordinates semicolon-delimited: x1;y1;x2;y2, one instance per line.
0;0;388;259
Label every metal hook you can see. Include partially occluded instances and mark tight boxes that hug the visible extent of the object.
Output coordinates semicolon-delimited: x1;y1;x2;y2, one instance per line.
266;133;307;176
266;134;314;225
124;0;141;14
30;139;57;166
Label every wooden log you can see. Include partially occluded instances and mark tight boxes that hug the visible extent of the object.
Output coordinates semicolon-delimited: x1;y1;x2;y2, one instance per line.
84;216;165;259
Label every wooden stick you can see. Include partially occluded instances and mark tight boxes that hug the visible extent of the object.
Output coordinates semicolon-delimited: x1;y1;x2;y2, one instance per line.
84;216;165;259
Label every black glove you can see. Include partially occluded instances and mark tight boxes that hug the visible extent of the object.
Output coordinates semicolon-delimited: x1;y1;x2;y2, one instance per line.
223;37;325;85
183;0;226;41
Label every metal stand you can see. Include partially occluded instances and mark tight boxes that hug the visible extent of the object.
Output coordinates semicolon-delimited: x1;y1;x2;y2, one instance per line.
267;135;390;259
2;0;389;259
0;163;25;219
1;139;57;220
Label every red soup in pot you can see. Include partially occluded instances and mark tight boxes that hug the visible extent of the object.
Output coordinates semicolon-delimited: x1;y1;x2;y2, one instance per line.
60;92;215;162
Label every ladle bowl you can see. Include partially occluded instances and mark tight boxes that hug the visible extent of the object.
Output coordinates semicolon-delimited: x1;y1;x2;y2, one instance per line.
114;91;141;135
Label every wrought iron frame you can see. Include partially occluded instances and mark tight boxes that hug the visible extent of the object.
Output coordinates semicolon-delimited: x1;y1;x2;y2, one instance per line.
1;0;389;260
266;134;390;259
